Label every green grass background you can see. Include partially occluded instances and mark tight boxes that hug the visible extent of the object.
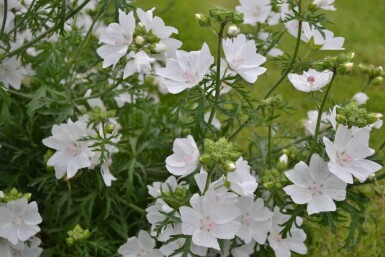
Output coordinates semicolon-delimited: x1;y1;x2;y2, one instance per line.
135;1;385;256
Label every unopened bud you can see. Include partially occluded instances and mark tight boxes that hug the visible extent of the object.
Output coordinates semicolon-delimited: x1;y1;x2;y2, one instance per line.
367;113;383;124
335;114;347;125
195;13;211;27
372;76;383;86
224;161;236;172
308;3;318;12
227;25;240;37
135;36;145;46
105;124;115;134
154;42;167;53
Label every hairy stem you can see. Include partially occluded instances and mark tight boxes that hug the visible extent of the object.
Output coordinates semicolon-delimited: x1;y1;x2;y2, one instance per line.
207;23;226;125
0;0;92;61
306;71;337;163
264;0;303;99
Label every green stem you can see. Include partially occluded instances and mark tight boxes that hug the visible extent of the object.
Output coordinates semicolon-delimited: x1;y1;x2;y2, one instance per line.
203;163;216;194
268;124;272;169
0;0;8;41
306;71;337;163
128;203;146;214
74;82;120;102
0;0;92;61
207;23;226;126
264;0;303;99
361;78;371;92
311;92;320;110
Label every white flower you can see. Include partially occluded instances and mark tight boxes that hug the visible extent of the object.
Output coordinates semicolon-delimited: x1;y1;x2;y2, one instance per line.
165;135;200;176
302;22;344;50
10;236;43;257
146;199;176;242
268;208;307;257
303;110;330;136
353;92;369;106
223;34;266;83
313;0;336;11
284;154;347;215
323;125;382;183
118;230;163;257
235;197;272;244
0;57;28;90
147;176;180;198
123;50;155;78
136;8;182;59
236;0;272;25
226;157;258;196
97;9;135;68
0;198;42;245
42;119;95;179
258;31;284;57
230;242;255;257
156;43;214;94
179;189;241;250
288;69;333;92
158;225;208;257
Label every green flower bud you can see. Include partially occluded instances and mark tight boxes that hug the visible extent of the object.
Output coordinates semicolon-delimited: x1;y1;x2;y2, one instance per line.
195;13;211;27
66;237;74;246
372;76;383;86
335;114;347;125
147;35;159;44
338;62;354;75
105;123;115;133
308;3;318;12
223;161;236;172
367;113;383;124
312;60;326;71
358;63;369;74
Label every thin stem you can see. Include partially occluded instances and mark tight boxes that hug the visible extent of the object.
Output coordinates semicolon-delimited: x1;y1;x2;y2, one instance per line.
0;0;8;41
311;92;320;110
207;23;226;126
379;141;385;151
0;0;92;61
203;163;216;194
306;71;337;163
128;203;146;215
74;82;120;102
264;0;303;99
58;1;106;82
361;78;372;92
268;124;272;169
7;0;36;35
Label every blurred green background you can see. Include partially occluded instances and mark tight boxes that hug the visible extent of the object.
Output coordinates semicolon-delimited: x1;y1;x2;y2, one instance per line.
134;0;385;256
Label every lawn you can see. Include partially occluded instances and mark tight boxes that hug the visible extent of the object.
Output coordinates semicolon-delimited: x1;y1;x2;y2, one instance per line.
135;1;385;256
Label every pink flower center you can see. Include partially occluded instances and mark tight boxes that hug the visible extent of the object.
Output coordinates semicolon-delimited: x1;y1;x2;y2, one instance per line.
307;76;315;84
183;70;199;84
13;216;23;226
274;233;283;243
200;217;215;232
67;143;82;156
241;213;251;226
310;183;321;195
115;34;132;47
231;56;244;68
336;152;353;163
252;6;261;17
138;249;150;257
183;155;193;162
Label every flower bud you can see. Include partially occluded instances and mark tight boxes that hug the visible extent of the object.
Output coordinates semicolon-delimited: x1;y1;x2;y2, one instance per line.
105;123;115;134
338;62;354;75
224;161;236;172
335;114;347;125
195;13;211;27
277;154;288;170
135;35;145;46
367;113;383;124
153;42;167;53
372;76;383;86
227;25;240;37
308;3;318;12
358;63;369;74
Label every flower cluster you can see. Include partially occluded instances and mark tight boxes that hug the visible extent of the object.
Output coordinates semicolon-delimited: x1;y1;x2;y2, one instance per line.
0;191;43;257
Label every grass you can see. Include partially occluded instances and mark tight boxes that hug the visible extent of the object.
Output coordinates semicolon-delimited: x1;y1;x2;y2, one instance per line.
135;1;385;256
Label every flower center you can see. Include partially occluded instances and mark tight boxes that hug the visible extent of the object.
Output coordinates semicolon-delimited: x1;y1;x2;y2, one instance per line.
231;56;244;68
307;76;315;85
183;70;199;84
13;216;23;226
200;217;215;232
67;143;82;156
310;183;321;195
252;6;261;17
183;155;193;162
137;249;149;257
241;213;252;226
336;152;353;163
115;34;132;47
